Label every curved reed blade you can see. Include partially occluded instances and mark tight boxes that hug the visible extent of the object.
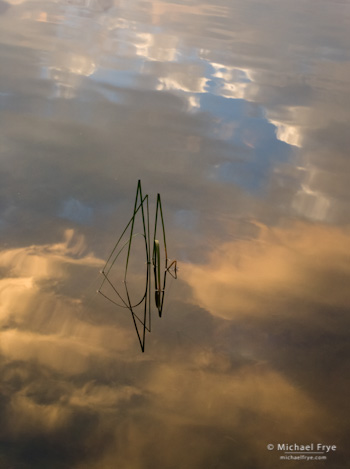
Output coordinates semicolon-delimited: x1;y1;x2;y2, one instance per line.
152;194;168;316
99;195;148;297
153;194;167;259
125;180;149;281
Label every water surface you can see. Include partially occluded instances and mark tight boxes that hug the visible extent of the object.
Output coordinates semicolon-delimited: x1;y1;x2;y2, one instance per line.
1;1;349;468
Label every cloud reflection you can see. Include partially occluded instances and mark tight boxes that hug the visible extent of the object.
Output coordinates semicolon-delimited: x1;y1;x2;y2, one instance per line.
1;223;348;467
184;221;350;319
0;230;135;373
1;0;350;466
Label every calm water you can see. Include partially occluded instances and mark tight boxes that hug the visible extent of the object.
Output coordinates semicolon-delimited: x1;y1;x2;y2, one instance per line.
1;0;350;468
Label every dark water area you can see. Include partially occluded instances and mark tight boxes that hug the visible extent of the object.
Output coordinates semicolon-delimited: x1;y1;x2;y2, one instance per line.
0;1;349;468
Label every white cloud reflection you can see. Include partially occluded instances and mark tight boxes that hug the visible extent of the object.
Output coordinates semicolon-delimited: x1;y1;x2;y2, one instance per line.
156;73;208;94
134;32;179;62
269;119;302;147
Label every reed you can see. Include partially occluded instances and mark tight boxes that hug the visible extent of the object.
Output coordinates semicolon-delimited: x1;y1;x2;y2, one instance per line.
98;180;177;352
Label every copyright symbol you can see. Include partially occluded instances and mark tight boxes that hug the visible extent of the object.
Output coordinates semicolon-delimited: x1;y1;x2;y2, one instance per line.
267;444;274;450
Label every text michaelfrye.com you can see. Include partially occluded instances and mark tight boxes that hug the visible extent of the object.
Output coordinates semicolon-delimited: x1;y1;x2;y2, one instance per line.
267;443;337;462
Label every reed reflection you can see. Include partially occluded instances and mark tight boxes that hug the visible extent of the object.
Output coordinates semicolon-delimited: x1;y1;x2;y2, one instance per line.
98;180;177;352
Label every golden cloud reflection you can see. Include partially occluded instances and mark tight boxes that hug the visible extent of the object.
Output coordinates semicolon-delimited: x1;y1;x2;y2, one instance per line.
0;227;347;467
8;393;71;437
183;222;350;320
145;361;322;430
0;230;135;374
70;360;331;468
